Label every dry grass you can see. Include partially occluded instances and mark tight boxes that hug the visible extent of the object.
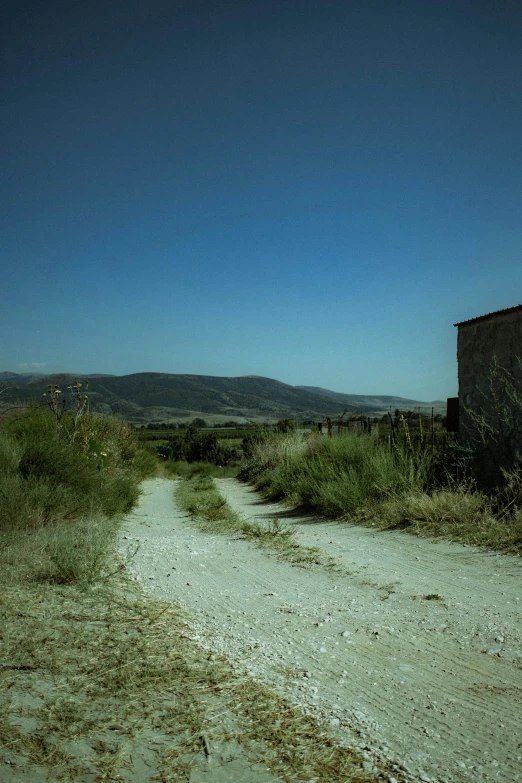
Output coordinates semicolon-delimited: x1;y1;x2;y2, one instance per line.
0;568;376;782
0;579;217;781
372;487;522;553
1;485;377;782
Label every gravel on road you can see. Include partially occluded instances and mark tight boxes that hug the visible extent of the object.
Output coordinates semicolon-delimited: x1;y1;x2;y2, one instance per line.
118;477;522;783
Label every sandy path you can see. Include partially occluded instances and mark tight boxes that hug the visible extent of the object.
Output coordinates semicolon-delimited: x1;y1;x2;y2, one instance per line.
119;478;522;783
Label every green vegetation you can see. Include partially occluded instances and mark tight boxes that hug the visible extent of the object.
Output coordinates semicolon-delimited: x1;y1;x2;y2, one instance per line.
241;431;522;554
274;418;297;434
175;473;339;568
0;401;375;782
0;406;156;534
163;459;239;479
155;426;242;466
139;425;277;442
241;431;433;515
153;423;285;467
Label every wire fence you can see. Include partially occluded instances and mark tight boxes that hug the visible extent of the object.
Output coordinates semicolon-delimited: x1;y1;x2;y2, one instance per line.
318;409;446;450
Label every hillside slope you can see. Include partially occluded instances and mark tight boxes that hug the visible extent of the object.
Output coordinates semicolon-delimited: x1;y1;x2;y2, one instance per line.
297;385;446;412
0;372;444;422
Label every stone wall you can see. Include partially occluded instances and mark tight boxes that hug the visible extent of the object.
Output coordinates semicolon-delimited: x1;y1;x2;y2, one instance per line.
457;308;522;485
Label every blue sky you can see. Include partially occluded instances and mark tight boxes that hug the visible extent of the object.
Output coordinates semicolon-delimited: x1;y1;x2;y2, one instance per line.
2;0;521;401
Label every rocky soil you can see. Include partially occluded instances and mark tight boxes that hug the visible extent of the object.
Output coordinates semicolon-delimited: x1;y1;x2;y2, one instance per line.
119;478;522;783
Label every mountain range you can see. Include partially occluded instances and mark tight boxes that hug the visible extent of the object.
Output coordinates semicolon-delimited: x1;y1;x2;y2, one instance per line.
0;372;446;423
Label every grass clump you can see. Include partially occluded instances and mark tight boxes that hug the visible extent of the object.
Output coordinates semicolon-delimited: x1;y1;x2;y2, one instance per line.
374;486;522;552
242;431;522;554
243;431;432;516
175;474;339;569
0;406;156;530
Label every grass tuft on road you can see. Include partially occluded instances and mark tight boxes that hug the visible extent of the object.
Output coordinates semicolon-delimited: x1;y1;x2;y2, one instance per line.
175;474;341;569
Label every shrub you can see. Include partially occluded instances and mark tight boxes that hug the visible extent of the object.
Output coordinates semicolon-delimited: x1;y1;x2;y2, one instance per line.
275;418;297;434
242;431;433;517
184;430;223;463
0;407;155;530
190;417;208;428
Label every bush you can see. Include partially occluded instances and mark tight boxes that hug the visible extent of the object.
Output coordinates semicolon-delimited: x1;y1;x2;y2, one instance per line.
0;407;155;530
190;417;207;428
183;430;223;463
275;419;297;434
163;460;238;479
242;431;434;517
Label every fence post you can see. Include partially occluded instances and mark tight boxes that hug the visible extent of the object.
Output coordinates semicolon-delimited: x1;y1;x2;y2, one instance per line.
388;412;395;452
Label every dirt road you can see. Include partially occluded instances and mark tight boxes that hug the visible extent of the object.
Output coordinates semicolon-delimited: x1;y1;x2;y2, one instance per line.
119;478;522;783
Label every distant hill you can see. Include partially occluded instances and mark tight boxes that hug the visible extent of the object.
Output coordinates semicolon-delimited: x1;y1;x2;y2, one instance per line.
296;386;446;413
0;371;115;385
0;371;49;385
0;372;446;423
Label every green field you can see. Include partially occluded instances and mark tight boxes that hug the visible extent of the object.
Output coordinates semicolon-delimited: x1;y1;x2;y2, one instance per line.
138;428;259;442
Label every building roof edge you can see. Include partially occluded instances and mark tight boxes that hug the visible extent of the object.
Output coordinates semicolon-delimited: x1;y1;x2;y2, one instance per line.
454;304;522;327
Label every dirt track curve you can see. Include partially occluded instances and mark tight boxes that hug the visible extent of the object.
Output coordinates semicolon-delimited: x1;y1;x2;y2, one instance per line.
119;478;522;783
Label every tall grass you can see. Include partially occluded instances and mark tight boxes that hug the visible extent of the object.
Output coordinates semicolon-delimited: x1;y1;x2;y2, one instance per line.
242;432;522;553
243;432;433;517
0;407;156;528
0;406;157;586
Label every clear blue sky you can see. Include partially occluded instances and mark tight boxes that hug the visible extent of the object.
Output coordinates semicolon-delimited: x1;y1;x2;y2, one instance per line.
2;0;521;401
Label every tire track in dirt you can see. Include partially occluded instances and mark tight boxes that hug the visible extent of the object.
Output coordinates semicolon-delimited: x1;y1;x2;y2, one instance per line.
119;478;522;783
216;479;522;783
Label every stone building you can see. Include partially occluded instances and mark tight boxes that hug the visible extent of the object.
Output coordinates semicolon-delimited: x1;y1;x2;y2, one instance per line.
454;303;522;485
